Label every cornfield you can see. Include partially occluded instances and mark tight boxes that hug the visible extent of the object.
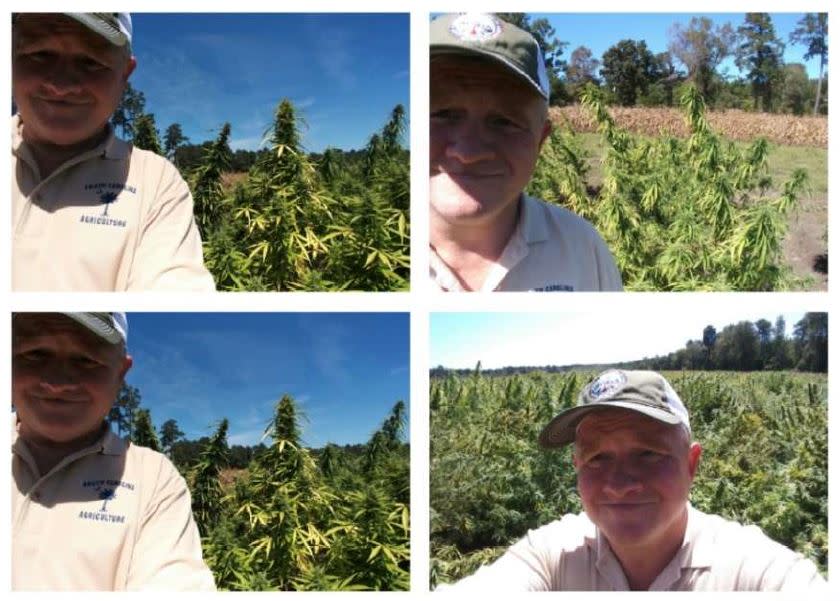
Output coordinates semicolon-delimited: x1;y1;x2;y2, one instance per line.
189;395;410;590
189;101;409;291
430;369;827;587
529;85;810;291
551;104;827;147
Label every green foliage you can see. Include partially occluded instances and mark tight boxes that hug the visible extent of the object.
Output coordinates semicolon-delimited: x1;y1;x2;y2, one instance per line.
668;17;734;105
600;39;658;106
190;418;229;536
111;82;146;138
193;397;410;590
131;408;160;451
529;83;809;290
191;123;232;239
789;13;828;115
131;113;163;155
199;101;409;291
735;13;785;112
430;370;827;586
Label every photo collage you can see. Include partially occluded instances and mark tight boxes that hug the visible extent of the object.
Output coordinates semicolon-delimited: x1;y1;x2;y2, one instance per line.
7;6;832;596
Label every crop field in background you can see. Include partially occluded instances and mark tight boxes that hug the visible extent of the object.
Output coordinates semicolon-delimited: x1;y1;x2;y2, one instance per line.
430;369;827;587
552;105;827;147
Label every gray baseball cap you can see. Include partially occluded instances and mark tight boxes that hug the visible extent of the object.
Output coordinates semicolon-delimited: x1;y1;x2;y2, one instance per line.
539;369;691;448
63;312;128;346
64;13;133;48
430;13;550;101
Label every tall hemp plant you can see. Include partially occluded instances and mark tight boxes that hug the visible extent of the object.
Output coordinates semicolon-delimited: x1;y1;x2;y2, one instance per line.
528;83;807;291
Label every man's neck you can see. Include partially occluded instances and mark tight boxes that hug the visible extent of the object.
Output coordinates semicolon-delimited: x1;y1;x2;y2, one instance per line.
18;424;106;477
607;509;688;591
430;196;522;291
22;128;109;180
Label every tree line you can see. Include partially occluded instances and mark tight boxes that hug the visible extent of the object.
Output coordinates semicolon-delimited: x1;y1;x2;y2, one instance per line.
430;312;827;378
502;12;827;114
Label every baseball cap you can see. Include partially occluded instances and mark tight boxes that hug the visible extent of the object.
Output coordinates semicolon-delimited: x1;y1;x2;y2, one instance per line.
63;312;128;346
430;13;550;101
539;369;691;448
64;13;133;48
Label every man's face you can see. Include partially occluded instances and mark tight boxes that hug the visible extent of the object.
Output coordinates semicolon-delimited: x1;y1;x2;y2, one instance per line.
13;314;132;446
430;56;551;226
12;14;136;147
573;409;702;552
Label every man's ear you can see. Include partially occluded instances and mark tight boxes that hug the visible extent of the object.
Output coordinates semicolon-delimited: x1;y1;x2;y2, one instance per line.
538;119;552;149
687;442;702;480
122;56;137;83
119;354;133;380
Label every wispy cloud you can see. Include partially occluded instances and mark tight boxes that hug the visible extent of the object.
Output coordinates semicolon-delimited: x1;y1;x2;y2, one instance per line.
306;20;357;90
230;136;266;151
228;428;267;446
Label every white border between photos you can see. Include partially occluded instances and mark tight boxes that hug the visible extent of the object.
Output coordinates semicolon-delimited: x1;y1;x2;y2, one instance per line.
4;0;837;599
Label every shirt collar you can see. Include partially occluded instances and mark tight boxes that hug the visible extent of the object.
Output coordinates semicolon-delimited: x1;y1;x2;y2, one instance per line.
589;503;711;590
520;193;549;245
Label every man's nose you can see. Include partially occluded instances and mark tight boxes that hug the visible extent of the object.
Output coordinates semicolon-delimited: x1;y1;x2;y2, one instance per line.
41;61;84;96
603;462;644;497
444;120;495;164
39;361;80;393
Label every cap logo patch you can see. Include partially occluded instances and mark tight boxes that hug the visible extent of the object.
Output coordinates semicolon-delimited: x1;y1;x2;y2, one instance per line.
449;13;502;43
588;370;627;401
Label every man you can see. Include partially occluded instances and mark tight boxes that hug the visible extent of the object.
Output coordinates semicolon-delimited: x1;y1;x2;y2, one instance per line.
12;13;215;291
430;13;622;291
12;312;216;590
447;369;825;590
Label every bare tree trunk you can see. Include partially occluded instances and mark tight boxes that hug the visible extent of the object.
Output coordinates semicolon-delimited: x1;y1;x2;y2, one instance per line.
813;55;825;115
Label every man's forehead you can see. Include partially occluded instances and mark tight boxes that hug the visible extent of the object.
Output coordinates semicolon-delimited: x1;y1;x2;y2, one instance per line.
13;313;111;346
575;409;680;443
14;13;113;51
432;55;537;95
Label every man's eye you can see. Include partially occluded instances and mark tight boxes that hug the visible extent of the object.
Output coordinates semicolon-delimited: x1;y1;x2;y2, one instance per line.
639;450;663;462
75;357;104;369
21;51;52;63
79;57;108;72
431;109;460;121
18;350;47;362
488;115;522;129
586;454;606;467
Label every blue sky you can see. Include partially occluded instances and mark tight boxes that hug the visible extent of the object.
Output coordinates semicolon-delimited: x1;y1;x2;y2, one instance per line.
536;13;823;79
123;313;409;448
431;312;807;370
129;13;409;152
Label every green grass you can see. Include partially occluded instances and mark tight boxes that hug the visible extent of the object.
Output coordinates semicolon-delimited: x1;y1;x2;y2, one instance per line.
555;133;827;200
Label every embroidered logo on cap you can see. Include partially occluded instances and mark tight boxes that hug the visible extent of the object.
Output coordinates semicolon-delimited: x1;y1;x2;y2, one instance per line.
449;13;502;43
588;369;627;401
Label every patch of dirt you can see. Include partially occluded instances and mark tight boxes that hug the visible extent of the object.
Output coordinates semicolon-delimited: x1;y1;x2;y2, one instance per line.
783;194;828;290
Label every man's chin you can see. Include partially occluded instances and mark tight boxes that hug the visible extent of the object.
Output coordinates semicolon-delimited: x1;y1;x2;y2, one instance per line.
430;181;513;223
23;115;105;148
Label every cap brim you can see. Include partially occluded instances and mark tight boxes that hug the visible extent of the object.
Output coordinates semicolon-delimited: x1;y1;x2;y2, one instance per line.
430;45;549;101
538;402;684;448
64;13;128;47
62;313;123;345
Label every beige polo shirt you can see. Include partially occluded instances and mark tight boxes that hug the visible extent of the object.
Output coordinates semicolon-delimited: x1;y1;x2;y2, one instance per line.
445;506;825;591
12;421;216;591
430;194;623;291
12;115;216;291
